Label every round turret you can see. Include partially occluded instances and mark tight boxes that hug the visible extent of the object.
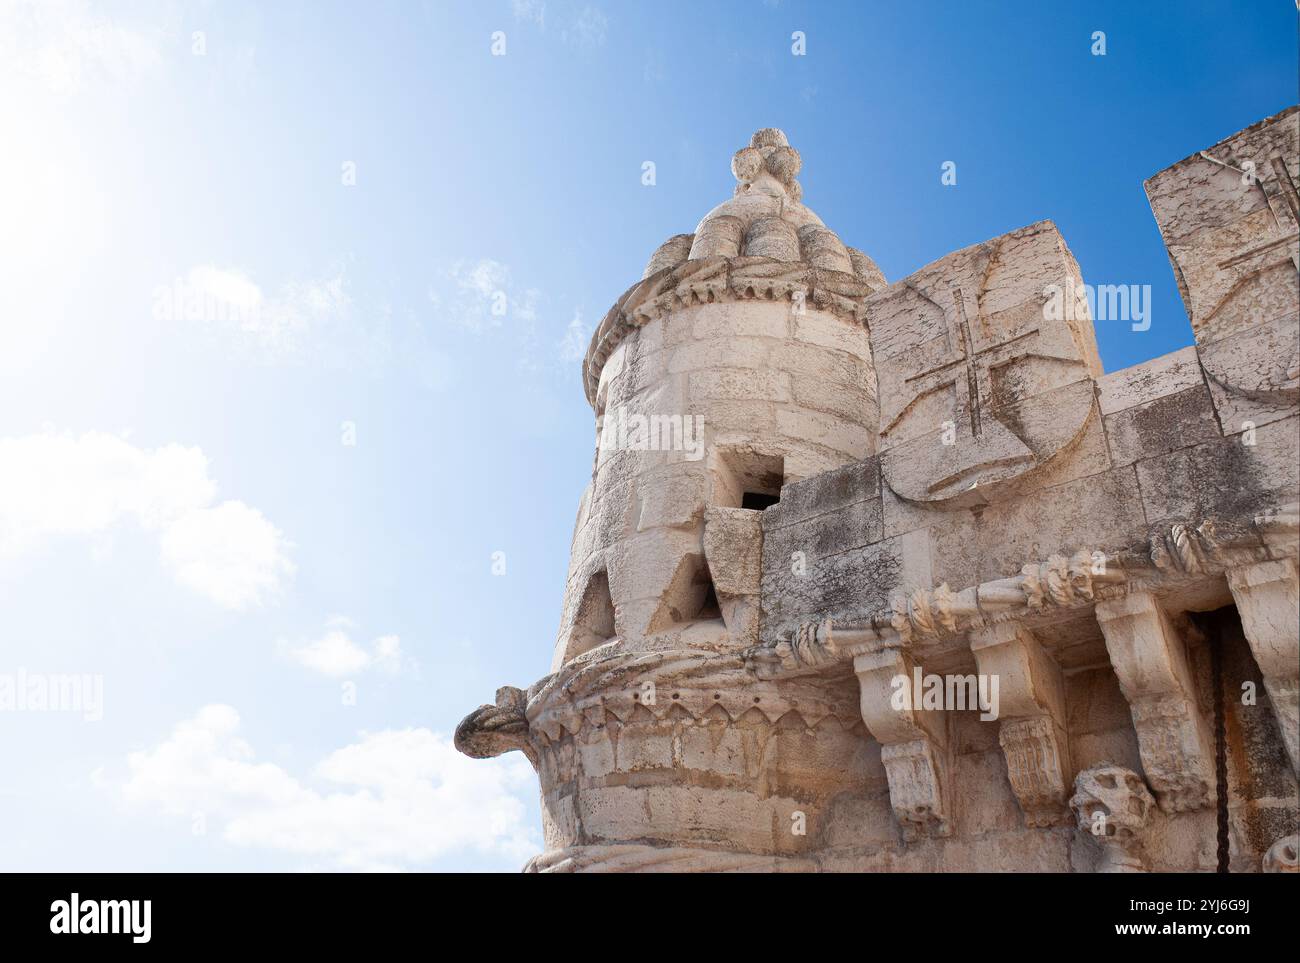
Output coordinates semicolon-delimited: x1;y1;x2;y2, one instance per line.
560;128;886;668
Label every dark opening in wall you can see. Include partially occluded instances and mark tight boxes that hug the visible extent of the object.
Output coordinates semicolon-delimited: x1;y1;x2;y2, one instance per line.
648;554;721;632
567;569;616;658
741;491;781;511
1187;603;1295;870
712;448;785;511
697;579;721;621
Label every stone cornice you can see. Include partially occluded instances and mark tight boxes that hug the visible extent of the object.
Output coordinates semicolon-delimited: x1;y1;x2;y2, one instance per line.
582;255;877;406
743;502;1300;680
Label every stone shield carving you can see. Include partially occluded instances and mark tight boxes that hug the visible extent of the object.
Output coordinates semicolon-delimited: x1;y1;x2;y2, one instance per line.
866;220;1102;507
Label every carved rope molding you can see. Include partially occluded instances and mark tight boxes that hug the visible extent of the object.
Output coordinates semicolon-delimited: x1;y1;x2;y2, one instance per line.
581;256;877;406
743;502;1300;680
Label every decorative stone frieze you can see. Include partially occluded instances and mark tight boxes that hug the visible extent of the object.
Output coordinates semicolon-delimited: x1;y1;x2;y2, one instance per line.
525;843;819;873
743;504;1299;682
582;257;879;406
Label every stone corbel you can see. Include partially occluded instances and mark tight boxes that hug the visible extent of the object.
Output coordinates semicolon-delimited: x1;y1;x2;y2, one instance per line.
969;622;1072;827
1094;592;1214;811
853;643;952;841
1227;558;1300;776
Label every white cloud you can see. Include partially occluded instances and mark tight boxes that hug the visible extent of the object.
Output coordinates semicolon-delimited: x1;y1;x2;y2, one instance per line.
564;6;609;49
116;705;538;870
0;0;165;96
183;265;263;313
160;502;294;611
456;258;509;301
0;431;293;609
281;618;404;678
512;0;546;27
511;1;608;49
558;311;589;362
156;265;353;361
434;258;539;332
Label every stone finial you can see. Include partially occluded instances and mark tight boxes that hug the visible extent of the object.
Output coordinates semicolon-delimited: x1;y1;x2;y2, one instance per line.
1069;764;1156;873
750;127;788;148
732;127;803;201
630;126;885;293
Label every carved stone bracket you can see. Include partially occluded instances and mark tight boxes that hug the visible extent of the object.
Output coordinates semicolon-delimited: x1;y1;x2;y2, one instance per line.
970;622;1072;827
1094;592;1214;812
853;643;952;841
1227;558;1300;776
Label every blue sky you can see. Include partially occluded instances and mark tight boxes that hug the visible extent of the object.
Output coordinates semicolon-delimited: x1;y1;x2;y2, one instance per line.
0;0;1294;871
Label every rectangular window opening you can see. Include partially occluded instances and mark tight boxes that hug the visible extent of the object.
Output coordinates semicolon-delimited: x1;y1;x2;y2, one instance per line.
712;449;785;511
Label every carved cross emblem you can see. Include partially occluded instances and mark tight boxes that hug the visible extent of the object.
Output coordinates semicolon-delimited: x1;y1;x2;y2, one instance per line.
902;285;1037;440
867;221;1102;506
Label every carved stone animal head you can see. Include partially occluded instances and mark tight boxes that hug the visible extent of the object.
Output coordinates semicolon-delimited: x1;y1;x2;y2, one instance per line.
1069;764;1155;845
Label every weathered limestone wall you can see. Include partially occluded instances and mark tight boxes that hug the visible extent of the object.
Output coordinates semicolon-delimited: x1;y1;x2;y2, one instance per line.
760;349;1298;645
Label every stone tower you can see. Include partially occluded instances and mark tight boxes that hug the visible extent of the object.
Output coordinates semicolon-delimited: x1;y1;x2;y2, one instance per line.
561;127;884;662
459;128;888;871
458;112;1300;873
